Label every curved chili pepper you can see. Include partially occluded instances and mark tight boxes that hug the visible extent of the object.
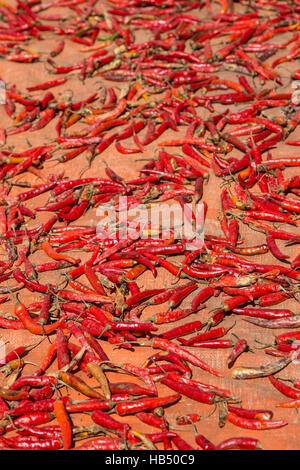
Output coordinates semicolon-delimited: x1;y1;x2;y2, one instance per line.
86;97;127;125
14;299;66;335
0;436;62;450
53;399;72;450
227;339;249;368
226;412;287;430
266;236;289;261
268;375;300;400
115;394;181;416
58;371;104;399
231;356;292;379
92;410;129;436
217;437;263;450
149;337;222;377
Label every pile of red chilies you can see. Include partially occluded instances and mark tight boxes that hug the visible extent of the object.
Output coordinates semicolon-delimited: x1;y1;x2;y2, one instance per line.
0;0;299;451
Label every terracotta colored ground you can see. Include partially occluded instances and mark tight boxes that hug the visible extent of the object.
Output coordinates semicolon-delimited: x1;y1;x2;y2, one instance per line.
0;0;299;451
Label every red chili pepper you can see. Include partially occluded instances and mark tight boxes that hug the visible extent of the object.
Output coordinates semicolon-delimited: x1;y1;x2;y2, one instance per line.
0;436;61;450
92;410;130;436
244;316;300;329
86;97;127;124
227;403;272;421
227;339;249;368
256;292;291;308
10;375;56;391
191;339;233;349
161;376;218;404
160;321;203;340
109;382;154;397
0;1;299;450
180;326;228;346
276;399;300;409
76;436;121;450
115;394;181;416
169;434;194;450
217;437;263;450
14;298;66;335
150;308;200;325
196;434;216;450
168;282;198;309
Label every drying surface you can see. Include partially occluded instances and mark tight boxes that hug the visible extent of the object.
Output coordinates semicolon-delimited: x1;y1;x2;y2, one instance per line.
0;0;299;451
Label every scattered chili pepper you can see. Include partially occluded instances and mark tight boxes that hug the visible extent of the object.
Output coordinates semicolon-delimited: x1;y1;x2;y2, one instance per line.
0;0;298;451
53;398;72;450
